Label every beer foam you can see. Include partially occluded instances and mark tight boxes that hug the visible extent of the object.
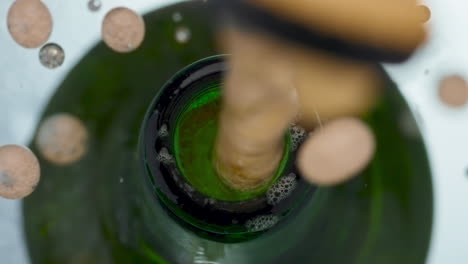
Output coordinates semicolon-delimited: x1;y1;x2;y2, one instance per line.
157;147;174;164
245;214;279;232
290;125;307;151
266;173;297;205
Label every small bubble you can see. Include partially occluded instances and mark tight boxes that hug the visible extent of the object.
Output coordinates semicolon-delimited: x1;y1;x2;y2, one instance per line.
172;12;183;22
157;147;174;164
184;183;194;192
175;26;191;44
88;0;101;11
158;124;169;137
438;75;468;108
39;43;65;69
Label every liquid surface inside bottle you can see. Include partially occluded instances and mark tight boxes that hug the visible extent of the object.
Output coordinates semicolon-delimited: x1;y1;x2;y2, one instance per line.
173;84;289;201
142;56;314;240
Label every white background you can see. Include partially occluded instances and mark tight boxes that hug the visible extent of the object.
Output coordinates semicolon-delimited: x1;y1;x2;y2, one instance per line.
0;0;466;263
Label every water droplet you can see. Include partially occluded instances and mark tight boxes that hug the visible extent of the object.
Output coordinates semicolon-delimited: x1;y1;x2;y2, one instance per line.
88;0;101;11
172;12;182;22
102;7;145;53
0;145;40;199
438;75;468;108
119;177;124;183
36;113;88;165
39;43;65;69
7;0;53;48
175;26;191;44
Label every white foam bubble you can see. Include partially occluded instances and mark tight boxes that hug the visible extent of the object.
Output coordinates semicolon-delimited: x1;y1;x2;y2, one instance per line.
266;173;297;205
158;124;169;137
245;214;279;232
172;12;183;22
290;125;307;151
157;147;174;164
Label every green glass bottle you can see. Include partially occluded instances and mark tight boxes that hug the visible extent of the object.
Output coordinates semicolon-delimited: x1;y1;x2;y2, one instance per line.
23;1;433;264
140;55;312;243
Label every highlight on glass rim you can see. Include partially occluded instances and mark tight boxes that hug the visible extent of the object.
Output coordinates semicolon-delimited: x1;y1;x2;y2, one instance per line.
0;0;466;263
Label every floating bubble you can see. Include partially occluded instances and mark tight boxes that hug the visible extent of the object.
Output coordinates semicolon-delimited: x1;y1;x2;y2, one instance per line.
175;26;191;44
157;147;174;164
7;0;53;48
266;173;297;205
39;43;65;69
102;7;146;53
418;5;431;23
88;0;102;12
438;75;468;108
245;215;279;232
36;113;88;165
0;145;40;200
172;12;183;22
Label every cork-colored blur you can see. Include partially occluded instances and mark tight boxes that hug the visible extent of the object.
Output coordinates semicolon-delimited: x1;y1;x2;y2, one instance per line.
215;1;431;189
248;0;429;54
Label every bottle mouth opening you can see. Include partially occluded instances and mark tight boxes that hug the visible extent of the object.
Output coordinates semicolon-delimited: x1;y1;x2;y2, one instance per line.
139;55;315;240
